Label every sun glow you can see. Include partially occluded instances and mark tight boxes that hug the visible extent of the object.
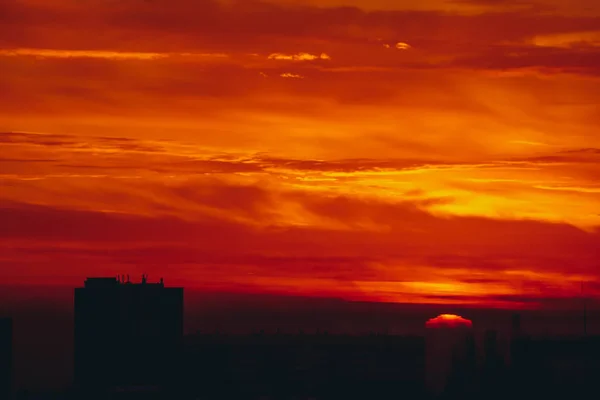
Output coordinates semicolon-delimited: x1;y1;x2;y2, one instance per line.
426;314;473;328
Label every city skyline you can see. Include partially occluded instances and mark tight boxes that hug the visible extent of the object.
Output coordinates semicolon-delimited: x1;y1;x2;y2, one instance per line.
3;276;599;398
2;275;600;395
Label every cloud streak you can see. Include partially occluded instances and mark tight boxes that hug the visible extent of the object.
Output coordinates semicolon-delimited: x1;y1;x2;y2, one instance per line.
268;52;331;61
0;48;229;60
280;73;304;78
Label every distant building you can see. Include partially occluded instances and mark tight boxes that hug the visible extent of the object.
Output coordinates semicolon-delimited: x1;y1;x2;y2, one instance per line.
425;314;476;397
509;313;524;367
0;318;12;400
511;313;521;336
74;276;183;393
482;329;506;397
484;329;501;368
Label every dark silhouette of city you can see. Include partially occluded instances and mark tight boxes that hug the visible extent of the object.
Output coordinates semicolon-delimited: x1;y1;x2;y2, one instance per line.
1;317;12;400
2;276;600;400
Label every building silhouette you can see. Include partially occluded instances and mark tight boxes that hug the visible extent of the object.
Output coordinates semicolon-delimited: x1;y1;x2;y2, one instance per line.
480;329;506;399
74;276;183;396
0;318;12;400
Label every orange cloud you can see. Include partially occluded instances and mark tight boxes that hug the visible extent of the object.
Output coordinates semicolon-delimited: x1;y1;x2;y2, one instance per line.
280;73;304;78
1;131;600;307
0;48;228;60
268;52;331;61
530;31;600;48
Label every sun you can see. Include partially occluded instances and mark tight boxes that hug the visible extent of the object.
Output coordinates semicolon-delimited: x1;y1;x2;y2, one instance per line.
425;314;473;328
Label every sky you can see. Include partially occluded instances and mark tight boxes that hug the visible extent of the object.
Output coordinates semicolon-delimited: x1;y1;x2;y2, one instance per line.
1;0;600;308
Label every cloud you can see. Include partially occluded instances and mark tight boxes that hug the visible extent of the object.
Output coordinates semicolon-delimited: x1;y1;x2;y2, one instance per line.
2;0;600;66
447;45;600;75
0;48;228;60
1;193;599;305
2;131;600;231
280;73;304;78
2;126;599;304
530;31;600;48
268;52;331;61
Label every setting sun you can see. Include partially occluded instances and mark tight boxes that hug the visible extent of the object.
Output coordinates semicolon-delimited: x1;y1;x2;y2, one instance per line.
426;314;474;328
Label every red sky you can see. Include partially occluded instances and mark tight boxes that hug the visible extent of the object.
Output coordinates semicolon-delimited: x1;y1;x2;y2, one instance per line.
1;0;600;308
